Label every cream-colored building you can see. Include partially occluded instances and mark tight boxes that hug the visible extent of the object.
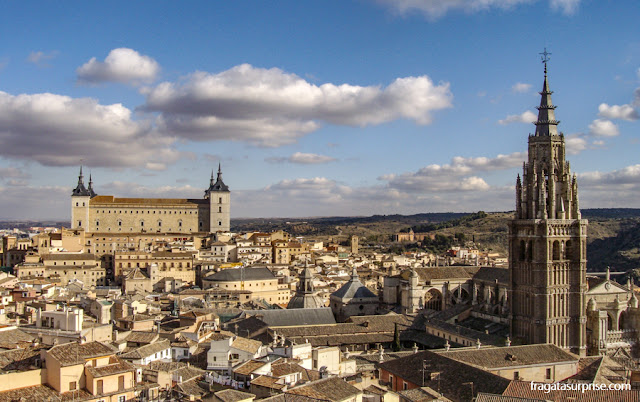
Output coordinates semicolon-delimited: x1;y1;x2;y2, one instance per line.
71;165;230;234
202;267;290;304
14;252;107;288
114;250;197;285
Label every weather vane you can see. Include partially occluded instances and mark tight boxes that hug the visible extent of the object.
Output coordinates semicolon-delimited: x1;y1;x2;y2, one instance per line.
539;48;551;64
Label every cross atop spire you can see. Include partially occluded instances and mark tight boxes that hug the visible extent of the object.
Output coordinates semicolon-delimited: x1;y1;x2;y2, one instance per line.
534;49;560;136
540;47;551;73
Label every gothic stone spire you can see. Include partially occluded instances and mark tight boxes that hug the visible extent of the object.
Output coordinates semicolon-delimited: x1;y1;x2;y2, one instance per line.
534;63;560;136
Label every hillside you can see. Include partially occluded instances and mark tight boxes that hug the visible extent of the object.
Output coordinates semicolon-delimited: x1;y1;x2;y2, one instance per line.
1;209;639;272
233;209;640;272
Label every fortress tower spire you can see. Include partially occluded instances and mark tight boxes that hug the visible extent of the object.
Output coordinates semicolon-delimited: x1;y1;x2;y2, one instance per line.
72;166;91;196
204;164;230;232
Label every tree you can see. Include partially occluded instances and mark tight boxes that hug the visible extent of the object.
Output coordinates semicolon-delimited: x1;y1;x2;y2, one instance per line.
392;322;401;352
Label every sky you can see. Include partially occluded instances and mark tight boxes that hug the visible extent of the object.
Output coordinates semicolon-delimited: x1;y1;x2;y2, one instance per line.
1;0;639;220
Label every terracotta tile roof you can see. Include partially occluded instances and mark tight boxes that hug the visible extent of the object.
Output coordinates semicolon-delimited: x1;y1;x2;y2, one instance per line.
271;313;412;347
47;341;116;366
0;385;66;402
91;195;207;206
503;380;640;401
0;346;43;371
250;375;286;390
286;377;361;401
378;350;511;401
117;313;157;322
232;337;262;354
234;359;270;376
399;386;452;402
472;267;510;285
175;378;208;398
42;253;96;260
125;331;159;345
242;308;336;327
121;339;171;360
0;328;36;349
435;344;579;369
475;393;547;402
214;389;257;402
410;266;480;282
86;357;135;378
271;361;307;377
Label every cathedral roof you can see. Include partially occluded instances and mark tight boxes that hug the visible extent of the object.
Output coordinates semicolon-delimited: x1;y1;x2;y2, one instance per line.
205;267;275;282
331;267;377;300
287;294;325;309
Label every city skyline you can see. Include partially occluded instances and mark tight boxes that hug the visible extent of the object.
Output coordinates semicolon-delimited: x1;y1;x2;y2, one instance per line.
1;1;640;219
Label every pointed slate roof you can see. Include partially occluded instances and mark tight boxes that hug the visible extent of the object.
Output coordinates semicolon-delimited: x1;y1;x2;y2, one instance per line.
534;63;560;136
331;267;377;300
71;166;92;196
206;163;230;194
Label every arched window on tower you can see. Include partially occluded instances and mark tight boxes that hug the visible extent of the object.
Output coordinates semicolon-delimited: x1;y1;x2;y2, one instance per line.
519;240;526;261
565;240;573;260
527;241;534;262
552;241;560;260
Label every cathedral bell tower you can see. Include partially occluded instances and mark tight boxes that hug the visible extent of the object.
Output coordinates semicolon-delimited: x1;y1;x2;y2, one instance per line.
509;53;588;356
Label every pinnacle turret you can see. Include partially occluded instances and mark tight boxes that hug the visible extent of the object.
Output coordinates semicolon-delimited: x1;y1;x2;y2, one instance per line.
88;173;97;198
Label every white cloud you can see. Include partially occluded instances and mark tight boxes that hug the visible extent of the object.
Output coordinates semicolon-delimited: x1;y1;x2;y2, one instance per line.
374;0;580;19
577;165;640;208
143;64;453;147
588;118;619;137
0;91;182;167
549;0;580;14
598;103;639;121
0;166;31;180
27;50;58;66
266;152;337;164
77;48;160;85
564;134;588;155
0;185;69;220
511;82;532;93
579;165;640;186
98;181;203;199
380;152;523;193
498;110;537;125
